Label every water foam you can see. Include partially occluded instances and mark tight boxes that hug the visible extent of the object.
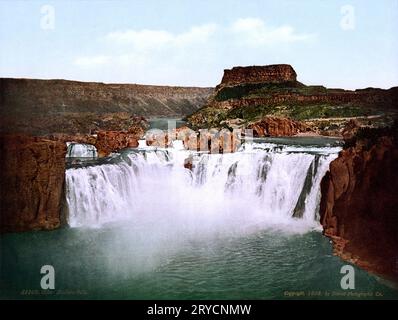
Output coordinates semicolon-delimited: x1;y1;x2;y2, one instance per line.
65;140;340;236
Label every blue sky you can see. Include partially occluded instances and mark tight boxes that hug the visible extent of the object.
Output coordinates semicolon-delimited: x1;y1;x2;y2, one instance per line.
1;0;397;89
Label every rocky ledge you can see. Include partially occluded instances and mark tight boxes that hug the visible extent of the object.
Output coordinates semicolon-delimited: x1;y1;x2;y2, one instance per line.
320;124;398;283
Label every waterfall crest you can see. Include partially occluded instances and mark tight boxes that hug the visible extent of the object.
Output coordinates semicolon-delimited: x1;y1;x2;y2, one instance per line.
65;140;340;232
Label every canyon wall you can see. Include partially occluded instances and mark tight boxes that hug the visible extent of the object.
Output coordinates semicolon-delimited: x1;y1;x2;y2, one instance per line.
0;135;67;232
0;78;212;119
319;126;398;282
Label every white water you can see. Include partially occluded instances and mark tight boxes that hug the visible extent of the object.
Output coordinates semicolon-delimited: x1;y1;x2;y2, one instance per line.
65;140;340;235
66;143;98;158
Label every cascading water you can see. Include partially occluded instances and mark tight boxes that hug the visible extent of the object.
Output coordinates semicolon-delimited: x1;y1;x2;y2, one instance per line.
65;139;341;234
66;142;98;158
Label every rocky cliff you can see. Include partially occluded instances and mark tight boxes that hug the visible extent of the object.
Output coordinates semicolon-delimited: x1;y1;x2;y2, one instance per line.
187;64;398;135
95;131;140;157
219;64;297;87
248;116;309;137
319;125;398;282
0;135;67;232
0;78;212;119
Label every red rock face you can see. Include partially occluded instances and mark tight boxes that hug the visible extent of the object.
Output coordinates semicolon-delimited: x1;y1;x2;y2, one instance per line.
319;134;398;282
248;116;308;137
95;131;140;157
0;135;67;232
46;120;146;158
220;65;297;86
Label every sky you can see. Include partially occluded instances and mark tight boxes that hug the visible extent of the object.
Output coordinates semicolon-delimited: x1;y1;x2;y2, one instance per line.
1;0;397;89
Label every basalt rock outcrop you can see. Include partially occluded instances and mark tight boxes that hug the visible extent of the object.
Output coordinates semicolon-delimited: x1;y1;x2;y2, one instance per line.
319;125;398;282
0;135;67;232
95;131;140;157
187;64;398;134
219;64;297;88
248;116;309;137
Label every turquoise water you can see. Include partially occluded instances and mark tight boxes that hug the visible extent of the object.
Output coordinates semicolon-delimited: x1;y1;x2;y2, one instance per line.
1;222;397;299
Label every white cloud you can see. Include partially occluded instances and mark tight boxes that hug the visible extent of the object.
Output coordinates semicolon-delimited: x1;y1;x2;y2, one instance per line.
73;18;314;84
105;29;173;48
104;24;217;50
231;18;314;46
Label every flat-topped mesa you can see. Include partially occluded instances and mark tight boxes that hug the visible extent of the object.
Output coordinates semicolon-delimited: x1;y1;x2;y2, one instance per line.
220;64;297;87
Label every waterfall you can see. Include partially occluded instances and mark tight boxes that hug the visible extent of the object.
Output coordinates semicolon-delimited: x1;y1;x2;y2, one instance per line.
65;140;340;233
66;142;98;158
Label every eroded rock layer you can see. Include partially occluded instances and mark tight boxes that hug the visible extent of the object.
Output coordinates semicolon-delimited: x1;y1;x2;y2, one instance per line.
220;64;297;87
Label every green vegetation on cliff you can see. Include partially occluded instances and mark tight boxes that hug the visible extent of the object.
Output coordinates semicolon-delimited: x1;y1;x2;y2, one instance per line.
187;64;398;132
187;82;395;130
229;103;378;121
214;81;304;101
213;82;335;102
187;102;380;129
